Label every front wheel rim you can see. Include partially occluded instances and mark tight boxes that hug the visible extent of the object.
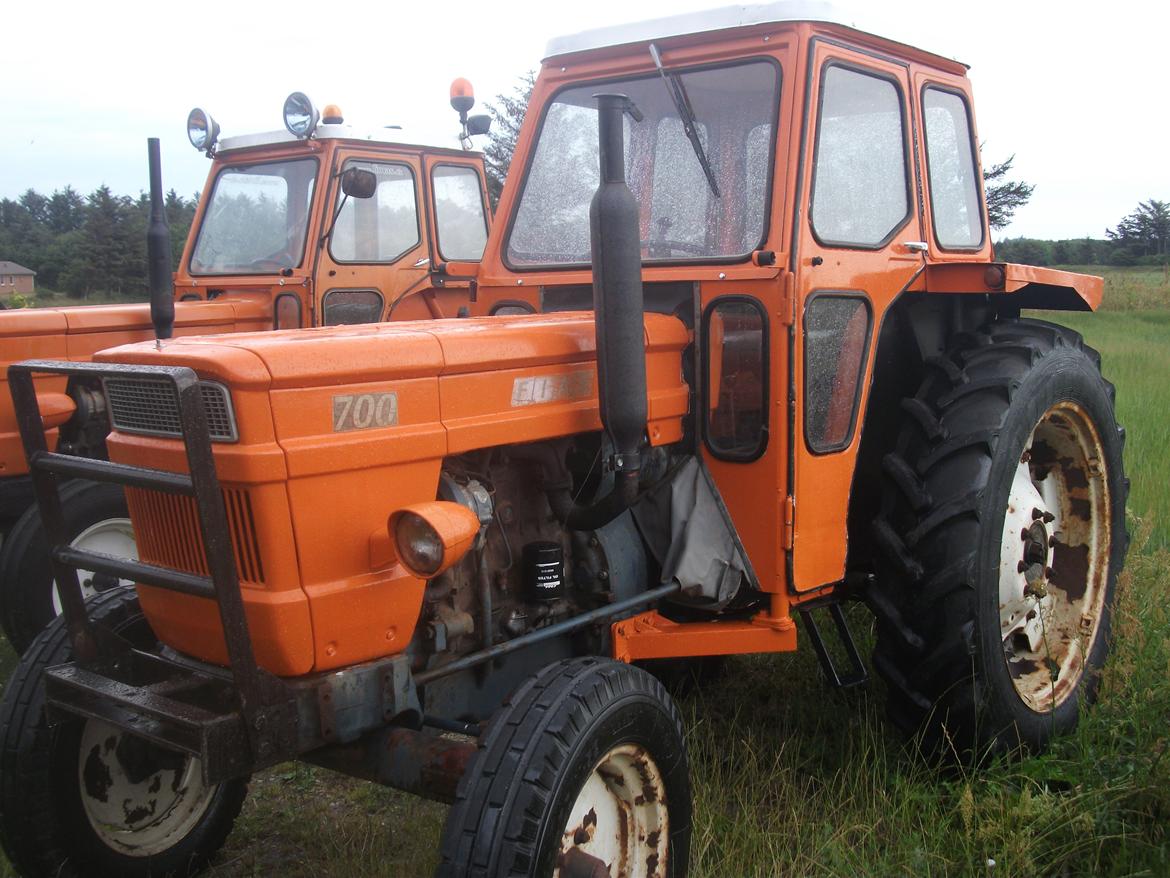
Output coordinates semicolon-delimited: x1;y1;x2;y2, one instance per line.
555;743;670;878
51;518;137;615
77;720;216;857
997;400;1111;712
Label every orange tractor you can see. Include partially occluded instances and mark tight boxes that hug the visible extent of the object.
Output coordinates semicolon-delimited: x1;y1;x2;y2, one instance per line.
0;4;1126;877
0;86;507;651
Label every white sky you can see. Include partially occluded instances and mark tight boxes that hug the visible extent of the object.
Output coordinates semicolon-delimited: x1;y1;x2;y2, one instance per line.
3;0;1166;240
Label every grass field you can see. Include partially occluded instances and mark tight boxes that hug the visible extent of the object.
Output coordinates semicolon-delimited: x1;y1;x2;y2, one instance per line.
0;268;1167;876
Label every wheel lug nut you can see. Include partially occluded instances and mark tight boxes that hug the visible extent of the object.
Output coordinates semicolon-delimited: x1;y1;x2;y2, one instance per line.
1021;528;1031;541
1031;507;1044;521
1042;511;1055;523
1048;535;1058;548
1017;561;1028;574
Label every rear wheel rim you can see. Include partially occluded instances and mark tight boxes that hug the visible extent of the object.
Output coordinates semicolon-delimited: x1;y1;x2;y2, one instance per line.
51;518;137;615
77;720;216;857
555;743;670;878
998;401;1111;712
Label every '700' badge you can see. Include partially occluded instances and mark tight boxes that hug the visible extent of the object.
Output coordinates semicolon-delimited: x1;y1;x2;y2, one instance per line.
332;392;398;432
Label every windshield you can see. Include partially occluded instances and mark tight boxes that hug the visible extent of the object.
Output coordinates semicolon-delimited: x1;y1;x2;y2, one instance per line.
507;59;779;267
190;158;318;275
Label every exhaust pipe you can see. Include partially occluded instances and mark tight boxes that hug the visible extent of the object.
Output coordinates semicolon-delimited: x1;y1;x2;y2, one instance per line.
564;93;646;530
146;138;174;341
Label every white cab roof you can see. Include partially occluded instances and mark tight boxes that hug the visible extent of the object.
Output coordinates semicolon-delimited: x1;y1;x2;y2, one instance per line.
218;124;467;155
543;2;961;66
545;1;852;58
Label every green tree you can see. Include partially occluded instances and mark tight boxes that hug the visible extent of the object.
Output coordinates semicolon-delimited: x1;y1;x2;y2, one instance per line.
982;154;1034;231
483;72;536;208
1107;199;1170;259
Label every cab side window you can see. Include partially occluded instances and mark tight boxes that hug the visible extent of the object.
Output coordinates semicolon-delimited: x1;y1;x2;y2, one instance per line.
432;165;490;262
923;87;984;248
811;65;909;248
330;161;420;263
704;297;768;460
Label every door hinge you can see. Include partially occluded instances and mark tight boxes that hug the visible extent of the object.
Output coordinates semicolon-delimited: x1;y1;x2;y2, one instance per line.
779;272;795;326
783;495;795;550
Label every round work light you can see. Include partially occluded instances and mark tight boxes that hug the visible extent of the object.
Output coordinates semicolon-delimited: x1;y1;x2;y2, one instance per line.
186;108;220;152
283;92;320;139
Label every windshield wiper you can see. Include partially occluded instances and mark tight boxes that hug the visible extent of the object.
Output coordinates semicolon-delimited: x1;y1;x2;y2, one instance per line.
649;43;720;198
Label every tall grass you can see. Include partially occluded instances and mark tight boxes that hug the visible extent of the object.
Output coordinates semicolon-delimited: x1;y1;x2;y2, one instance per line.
686;544;1170;875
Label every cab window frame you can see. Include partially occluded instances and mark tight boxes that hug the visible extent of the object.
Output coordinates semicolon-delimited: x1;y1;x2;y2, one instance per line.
921;83;986;251
808;60;913;251
189;156;320;277
701;294;770;463
328;158;422;266
801;290;873;455
431;163;491;263
501;55;783;272
321;288;386;326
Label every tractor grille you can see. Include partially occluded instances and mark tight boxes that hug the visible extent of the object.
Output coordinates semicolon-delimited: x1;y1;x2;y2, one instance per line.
104;378;238;442
126;486;265;585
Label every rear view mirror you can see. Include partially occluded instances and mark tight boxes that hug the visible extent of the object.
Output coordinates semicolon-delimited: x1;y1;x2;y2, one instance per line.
466;114;492;137
341;167;377;199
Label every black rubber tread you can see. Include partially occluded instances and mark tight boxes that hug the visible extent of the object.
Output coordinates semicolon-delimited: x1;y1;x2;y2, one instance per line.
863;588;925;656
0;585;246;877
872;519;923;582
0;479;132;653
436;657;691;878
915;430;998;475
936;375;1019;409
905;490;982;548
868;317;1129;758
924;354;967;387
881;453;932;513
898;397;947;443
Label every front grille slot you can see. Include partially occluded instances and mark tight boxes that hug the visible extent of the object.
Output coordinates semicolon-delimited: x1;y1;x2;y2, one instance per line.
127;486;264;585
105;379;237;442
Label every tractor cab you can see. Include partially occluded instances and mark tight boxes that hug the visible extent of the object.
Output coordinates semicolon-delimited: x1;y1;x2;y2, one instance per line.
178;89;496;328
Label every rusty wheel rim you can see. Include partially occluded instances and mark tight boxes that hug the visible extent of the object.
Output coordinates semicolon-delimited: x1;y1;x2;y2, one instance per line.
555;742;670;878
77;720;216;857
998;401;1111;712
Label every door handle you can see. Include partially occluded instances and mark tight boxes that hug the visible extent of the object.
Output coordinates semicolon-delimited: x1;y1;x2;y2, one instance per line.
901;241;929;253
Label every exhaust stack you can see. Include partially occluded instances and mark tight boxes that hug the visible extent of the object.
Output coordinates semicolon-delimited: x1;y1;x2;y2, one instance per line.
564;93;647;530
146;138;174;341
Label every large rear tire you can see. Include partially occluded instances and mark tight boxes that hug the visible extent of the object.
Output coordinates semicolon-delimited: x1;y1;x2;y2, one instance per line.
437;657;691;878
868;318;1127;758
0;480;137;653
0;585;246;877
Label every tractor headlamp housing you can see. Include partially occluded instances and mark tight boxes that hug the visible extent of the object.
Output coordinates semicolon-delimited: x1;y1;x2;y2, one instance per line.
389;502;481;579
283;92;320;139
186;108;220;153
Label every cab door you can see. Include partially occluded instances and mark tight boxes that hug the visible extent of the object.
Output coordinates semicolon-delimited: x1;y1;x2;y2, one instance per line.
420;155;493;317
314;150;430;326
789;40;925;591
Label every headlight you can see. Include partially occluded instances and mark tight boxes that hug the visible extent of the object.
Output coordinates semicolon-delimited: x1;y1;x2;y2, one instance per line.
389;501;481;578
283;92;319;139
186;108;219;152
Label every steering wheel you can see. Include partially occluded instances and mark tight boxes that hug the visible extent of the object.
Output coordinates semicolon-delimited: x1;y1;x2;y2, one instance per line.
645;238;707;258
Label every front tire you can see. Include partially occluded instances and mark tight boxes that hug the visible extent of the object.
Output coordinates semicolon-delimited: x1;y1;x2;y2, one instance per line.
437;657;691;877
869;318;1127;758
0;479;137;653
0;585;246;877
